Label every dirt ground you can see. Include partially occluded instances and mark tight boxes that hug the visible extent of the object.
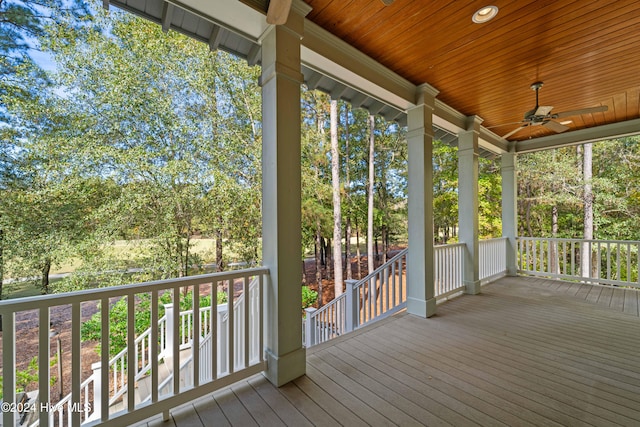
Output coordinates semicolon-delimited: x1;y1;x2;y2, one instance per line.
0;247;404;404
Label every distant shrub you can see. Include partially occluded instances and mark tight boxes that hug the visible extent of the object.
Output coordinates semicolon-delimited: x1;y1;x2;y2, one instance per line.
302;286;318;309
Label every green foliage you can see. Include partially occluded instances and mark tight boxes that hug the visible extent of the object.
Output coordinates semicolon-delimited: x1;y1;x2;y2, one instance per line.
81;290;227;358
301;286;318;309
0;355;57;399
2;7;263;296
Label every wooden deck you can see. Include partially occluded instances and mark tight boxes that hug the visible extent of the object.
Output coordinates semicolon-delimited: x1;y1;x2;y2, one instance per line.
133;276;640;426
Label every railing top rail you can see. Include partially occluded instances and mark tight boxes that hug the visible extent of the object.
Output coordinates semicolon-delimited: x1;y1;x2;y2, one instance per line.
434;242;466;249
308;293;345;319
0;266;269;313
517;237;640;245
352;248;408;287
478;237;508;242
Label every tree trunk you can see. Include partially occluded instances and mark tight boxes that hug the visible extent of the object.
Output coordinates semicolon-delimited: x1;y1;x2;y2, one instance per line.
330;99;343;297
581;142;594;278
315;220;323;306
302;259;306;285
41;258;51;295
345;218;352;280
344;104;353;281
326;237;332;280
184;235;191;277
215;225;224;272
355;217;362;279
367;114;375;275
551;205;559;274
382;226;388;263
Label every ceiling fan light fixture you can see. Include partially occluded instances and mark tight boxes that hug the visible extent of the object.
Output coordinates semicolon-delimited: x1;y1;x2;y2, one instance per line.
472;5;498;23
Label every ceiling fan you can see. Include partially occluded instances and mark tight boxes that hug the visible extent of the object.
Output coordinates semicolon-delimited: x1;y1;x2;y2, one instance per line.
491;82;608;139
267;0;394;25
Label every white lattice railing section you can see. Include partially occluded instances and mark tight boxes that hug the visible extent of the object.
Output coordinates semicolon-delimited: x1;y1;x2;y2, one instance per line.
479;237;508;283
518;237;640;288
434;243;465;298
0;267;268;427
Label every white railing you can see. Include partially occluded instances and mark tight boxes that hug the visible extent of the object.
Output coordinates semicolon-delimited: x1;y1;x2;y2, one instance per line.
479;237;508;283
304;249;408;347
0;267;268;427
518;237;640;288
434;243;465;298
303;240;511;348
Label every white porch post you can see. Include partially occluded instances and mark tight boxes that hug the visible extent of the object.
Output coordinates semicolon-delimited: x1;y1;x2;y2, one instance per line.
406;83;438;318
458;116;483;294
501;151;518;276
260;4;310;386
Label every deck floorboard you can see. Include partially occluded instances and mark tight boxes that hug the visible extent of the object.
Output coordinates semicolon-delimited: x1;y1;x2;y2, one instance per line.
136;276;640;427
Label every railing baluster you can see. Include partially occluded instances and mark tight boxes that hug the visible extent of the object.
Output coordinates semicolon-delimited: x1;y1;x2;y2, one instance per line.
193;284;200;387
627;243;631;283
126;295;135;412
38;307;50;427
72;302;82;426
101;297;110;421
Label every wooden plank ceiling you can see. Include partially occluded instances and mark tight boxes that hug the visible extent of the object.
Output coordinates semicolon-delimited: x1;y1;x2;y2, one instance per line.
303;0;640;141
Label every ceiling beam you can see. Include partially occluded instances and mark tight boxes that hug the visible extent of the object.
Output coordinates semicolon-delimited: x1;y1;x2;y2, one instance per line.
162;2;175;33
304;72;323;90
515;118;640;153
246;44;261;66
349;92;368;108
208;25;223;52
330;83;348;100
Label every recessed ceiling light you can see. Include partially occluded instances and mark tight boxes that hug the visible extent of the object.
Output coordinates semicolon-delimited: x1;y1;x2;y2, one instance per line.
472;5;499;23
560;120;573;125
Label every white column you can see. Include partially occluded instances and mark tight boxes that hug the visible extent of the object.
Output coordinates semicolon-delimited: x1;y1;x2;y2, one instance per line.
260;3;310;386
458;116;482;294
406;83;438;318
501;151;518;276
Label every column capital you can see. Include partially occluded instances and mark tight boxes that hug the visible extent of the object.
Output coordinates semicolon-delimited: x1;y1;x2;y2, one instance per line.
263;0;311;38
465;115;484;131
415;83;439;106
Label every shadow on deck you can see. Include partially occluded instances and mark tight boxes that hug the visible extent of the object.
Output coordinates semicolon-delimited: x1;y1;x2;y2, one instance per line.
133;276;640;426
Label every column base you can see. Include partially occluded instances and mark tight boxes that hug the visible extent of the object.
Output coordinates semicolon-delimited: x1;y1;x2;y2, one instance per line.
407;296;437;318
464;280;481;295
263;347;306;387
506;267;518;277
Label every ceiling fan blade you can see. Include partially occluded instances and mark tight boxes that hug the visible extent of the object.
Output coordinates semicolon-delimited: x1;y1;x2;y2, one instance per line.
380;0;395;5
502;124;528;139
543;120;570;133
535;105;553;116
266;0;292;25
554;105;608;119
486;121;526;129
